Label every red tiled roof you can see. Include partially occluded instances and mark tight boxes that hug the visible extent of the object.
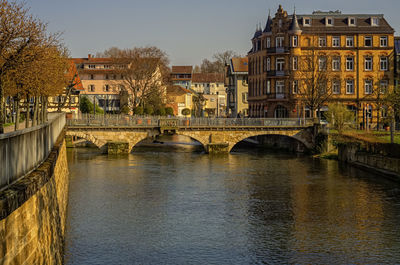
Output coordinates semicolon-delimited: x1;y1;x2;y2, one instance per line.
231;57;248;73
192;73;224;83
171;66;193;74
167;85;192;96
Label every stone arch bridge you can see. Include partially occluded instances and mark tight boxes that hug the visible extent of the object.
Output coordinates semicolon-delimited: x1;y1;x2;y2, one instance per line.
66;116;318;154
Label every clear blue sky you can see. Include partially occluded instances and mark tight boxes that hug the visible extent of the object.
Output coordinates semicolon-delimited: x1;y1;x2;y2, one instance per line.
25;0;400;66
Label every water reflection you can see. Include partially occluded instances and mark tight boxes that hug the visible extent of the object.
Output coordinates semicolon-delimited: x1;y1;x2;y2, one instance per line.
65;139;400;264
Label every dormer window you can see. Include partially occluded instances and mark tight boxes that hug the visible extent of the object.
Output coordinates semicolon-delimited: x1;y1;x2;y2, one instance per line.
348;17;356;26
326;17;333;26
303;17;311;26
371;17;379;26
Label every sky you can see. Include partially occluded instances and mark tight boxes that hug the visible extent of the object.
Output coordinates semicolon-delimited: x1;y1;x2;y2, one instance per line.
25;0;400;66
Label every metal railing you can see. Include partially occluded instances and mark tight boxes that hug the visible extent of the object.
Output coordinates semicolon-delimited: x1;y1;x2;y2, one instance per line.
66;114;314;128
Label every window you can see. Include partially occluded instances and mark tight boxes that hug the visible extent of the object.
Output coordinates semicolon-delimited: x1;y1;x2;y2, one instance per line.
266;80;271;94
346;57;354;71
371;17;379;26
380;56;388;71
88;85;95;92
276;81;284;94
333;80;341;94
276;37;284;47
292;36;298;47
278;19;282;28
366;105;373;119
88;65;96;69
380;80;388;93
267;38;271;48
332;36;341;47
105;74;109;80
90;74;94;80
326;17;333;26
104;84;110;92
319;56;327;71
319;37;326;47
346;80;354;94
346;36;354;47
276;58;285;71
303;18;311;26
365;56;373;71
292;80;299;94
348;17;356;26
364;36;372;47
364;80;373;94
242;92;248;103
266;57;270;71
332;57;341;71
104;65;111;69
292;56;298;70
380;36;388;47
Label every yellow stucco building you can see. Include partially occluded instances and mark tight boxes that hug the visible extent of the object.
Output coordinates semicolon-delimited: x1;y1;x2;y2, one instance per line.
248;5;395;128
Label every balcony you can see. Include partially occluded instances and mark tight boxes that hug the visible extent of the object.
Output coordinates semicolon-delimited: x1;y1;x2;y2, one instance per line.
266;93;289;100
267;47;290;54
266;70;289;78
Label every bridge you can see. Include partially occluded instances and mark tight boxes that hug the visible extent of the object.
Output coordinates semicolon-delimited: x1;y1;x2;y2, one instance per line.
66;115;319;154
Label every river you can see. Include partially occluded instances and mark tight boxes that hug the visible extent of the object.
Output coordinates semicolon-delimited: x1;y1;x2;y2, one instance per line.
65;135;400;264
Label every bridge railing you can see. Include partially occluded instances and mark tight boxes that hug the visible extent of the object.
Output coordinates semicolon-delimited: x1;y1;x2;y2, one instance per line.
0;112;66;189
67;114;315;127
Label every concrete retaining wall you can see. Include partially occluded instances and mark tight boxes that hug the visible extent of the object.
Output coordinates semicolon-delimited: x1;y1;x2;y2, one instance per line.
0;113;66;188
338;142;400;181
0;133;69;264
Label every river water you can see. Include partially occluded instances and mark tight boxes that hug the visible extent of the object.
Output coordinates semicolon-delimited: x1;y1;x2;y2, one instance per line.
65;136;400;264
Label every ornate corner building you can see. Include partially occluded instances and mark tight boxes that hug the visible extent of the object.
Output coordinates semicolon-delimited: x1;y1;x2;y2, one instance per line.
248;5;395;127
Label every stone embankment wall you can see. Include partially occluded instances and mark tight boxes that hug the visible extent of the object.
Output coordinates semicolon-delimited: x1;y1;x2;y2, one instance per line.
0;133;69;264
338;142;400;180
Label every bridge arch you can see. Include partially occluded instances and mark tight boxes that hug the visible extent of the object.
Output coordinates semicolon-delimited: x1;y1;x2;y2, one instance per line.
66;131;107;150
227;130;313;153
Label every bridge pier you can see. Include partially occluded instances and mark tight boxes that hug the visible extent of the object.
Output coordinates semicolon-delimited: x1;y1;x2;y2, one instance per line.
206;143;229;154
108;142;130;155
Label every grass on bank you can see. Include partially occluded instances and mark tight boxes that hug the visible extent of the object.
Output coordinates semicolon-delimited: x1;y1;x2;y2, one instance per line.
328;129;400;144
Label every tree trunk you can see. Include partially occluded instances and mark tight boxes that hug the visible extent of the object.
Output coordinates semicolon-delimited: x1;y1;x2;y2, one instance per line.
390;117;395;144
25;95;30;128
33;97;38;127
0;86;5;134
377;107;380;131
42;96;48;122
14;95;20;131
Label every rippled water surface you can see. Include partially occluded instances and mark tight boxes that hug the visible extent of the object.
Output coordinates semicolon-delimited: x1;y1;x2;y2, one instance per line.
65;136;400;264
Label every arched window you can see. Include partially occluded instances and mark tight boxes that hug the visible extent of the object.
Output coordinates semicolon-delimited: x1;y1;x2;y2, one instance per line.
274;105;288;118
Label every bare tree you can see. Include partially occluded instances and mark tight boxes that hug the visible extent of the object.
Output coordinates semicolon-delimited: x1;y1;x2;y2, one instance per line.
297;51;333;120
197;50;239;74
103;46;170;111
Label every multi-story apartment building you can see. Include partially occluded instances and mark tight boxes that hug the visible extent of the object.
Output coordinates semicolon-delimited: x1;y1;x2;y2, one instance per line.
248;5;395;128
191;73;227;117
225;57;249;117
171;66;193;90
72;55;123;113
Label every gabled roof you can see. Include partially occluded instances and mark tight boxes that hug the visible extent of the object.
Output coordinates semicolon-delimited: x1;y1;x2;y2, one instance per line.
295;12;394;33
167;85;192;96
192;73;224;83
71;57;114;64
263;13;273;33
171;66;193;74
230;57;248;73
